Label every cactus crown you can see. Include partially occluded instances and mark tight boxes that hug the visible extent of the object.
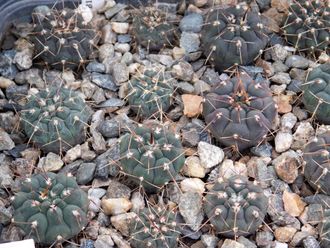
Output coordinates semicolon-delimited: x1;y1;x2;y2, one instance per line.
127;66;174;119
282;0;330;55
20;87;92;154
204;175;268;238
129;205;180;248
30;6;99;70
203;71;277;152
302;63;330;124
201;5;268;72
131;6;177;51
119;125;185;192
12;172;89;245
303;131;330;195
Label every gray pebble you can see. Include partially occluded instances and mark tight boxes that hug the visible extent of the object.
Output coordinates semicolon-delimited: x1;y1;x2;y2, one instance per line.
179;13;203;33
177;82;195;94
117;34;131;43
87;62;106;73
250;143;272;157
0;50;18;79
180;32;200;53
81;239;94;248
270;72;291;84
91;72;117;91
285;55;310;69
76;163;96;185
201;68;221;86
287;79;302;93
99;119;120;138
303;236;320;248
104;3;127;19
97;98;125;108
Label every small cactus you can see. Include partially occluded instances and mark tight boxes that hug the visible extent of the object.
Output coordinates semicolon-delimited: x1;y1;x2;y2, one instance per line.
203;71;277;152
303;131;330;195
12;172;89;245
200;5;268;72
302;63;330;124
127;66;173;119
319;208;330;248
131;6;177;51
129;206;180;248
20;87;92;154
30;6;99;70
204;175;268;238
119;125;185;192
282;0;330;55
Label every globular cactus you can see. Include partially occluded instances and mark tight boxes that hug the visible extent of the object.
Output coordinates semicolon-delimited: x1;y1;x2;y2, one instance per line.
200;5;268;72
119;125;185;192
11;172;88;245
319;208;330;248
30;6;99;70
282;0;330;55
203;71;277;152
20;87;92;154
302;63;330;124
129;206;180;248
303;131;330;195
131;7;177;51
127;67;173;119
204;175;268;238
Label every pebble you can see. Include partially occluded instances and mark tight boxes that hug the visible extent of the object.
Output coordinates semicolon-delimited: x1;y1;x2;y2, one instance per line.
194;80;211;94
275;242;288;248
178;192;204;231
237;236;257;248
273;60;289;73
221;239;245;248
15;69;45;88
131;191;145;213
114;43;130;53
283;191;306;217
99;44;115;62
117;34;131;43
300;204;323;225
89;196;101;213
179;13;203;33
250;143;272;157
106;179;131;199
94;235;114;248
104;3;127;19
0;207;12;225
281;112;297;131
201;68;221;85
180;178;205;194
113;63;129;84
63;144;82;164
108;228;131;248
271;83;286;95
172;61;194;81
256;231;274;247
91;72;117;91
289;68;307;81
111;22;129;34
246;157;272;188
273;150;299;184
292;122;315;149
0;129;14;151
275;131;293;153
275;226;297;243
182;94;203;117
177;82;195;94
192;0;208;7
110;212;136;236
101;198;132;216
182;156;206;178
173;47;186;60
180;32;200;53
88;188;107;199
201;234;219;248
87;62;106;73
37;152;63;172
219;159;247;179
285;55;310;69
0;50;18;79
147;54;174;67
198;141;224;169
271;72;291;84
303;236;320;248
274;95;292;113
0;77;14;89
81;142;97;161
76;163;96;185
121;52;133;64
271;44;289;61
13;49;33;70
99;119;120;138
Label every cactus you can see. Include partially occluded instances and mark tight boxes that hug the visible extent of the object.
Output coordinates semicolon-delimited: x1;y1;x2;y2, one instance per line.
203;71;277;152
11;172;88;245
127;67;173;119
129;206;180;248
30;6;99;70
119;125;185;192
302;63;330;124
200;5;268;72
282;0;330;55
20;87;92;154
320;208;330;248
204;175;268;238
303;131;330;195
131;6;177;51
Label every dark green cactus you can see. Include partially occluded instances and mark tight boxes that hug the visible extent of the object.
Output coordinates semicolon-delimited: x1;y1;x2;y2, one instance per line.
303;131;330;195
30;6;99;70
282;0;330;55
319;208;330;248
12;172;88;245
119;125;185;192
131;7;177;51
203;71;277;152
204;175;268;238
127;67;173;119
129;206;180;248
20;87;92;154
200;5;268;72
302;63;330;124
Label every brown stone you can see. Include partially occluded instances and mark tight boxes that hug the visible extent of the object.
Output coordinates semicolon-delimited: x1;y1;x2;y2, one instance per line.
182;94;203;118
273;95;292;114
274;226;297;243
274;156;299;183
271;0;289;13
283;191;306;217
